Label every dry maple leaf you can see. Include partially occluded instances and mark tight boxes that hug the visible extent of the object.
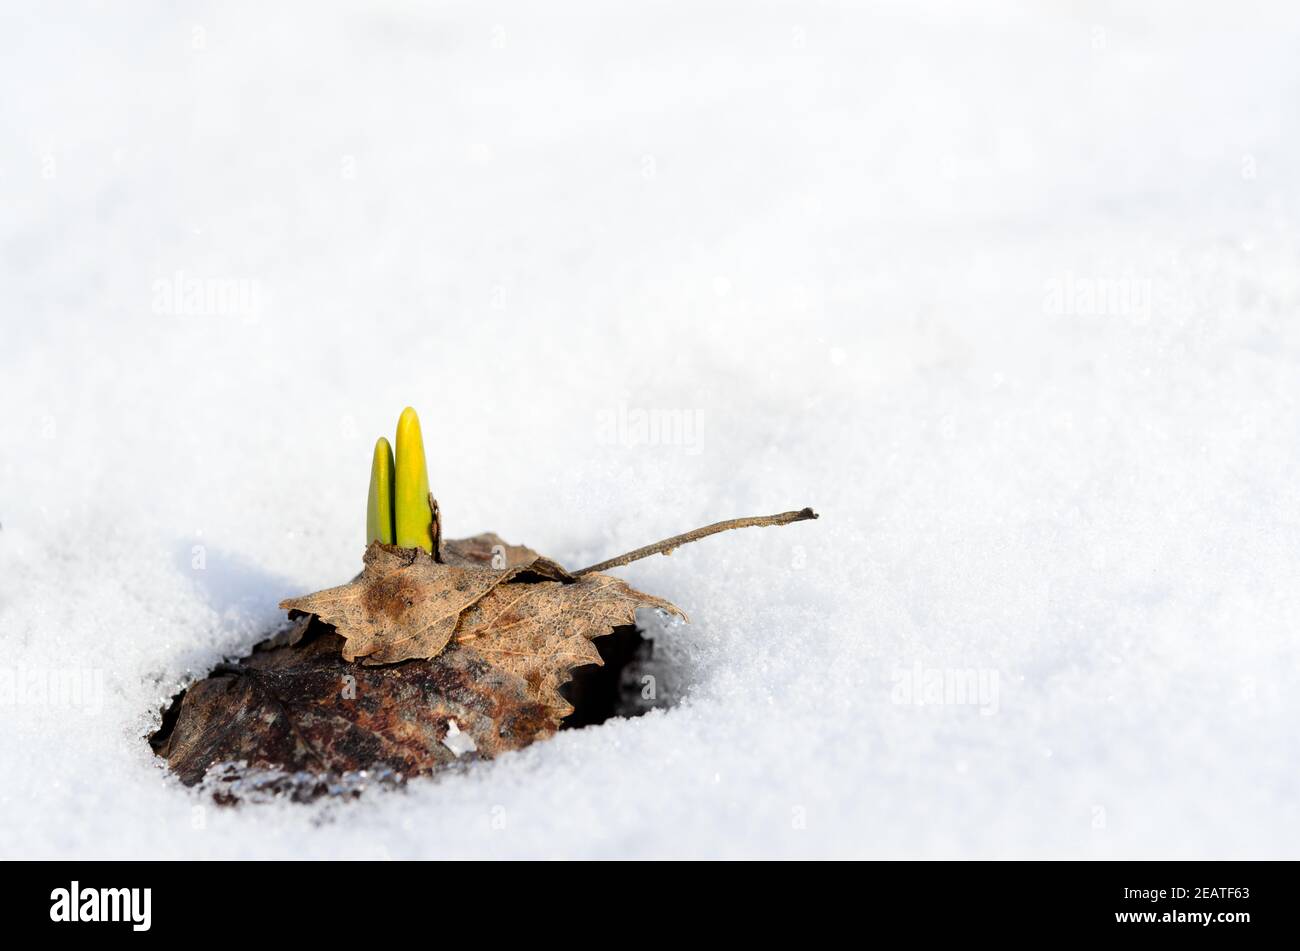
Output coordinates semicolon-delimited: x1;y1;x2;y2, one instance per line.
278;527;675;669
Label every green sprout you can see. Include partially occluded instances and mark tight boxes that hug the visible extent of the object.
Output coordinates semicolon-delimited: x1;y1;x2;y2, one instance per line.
367;408;434;551
394;406;434;553
366;437;395;545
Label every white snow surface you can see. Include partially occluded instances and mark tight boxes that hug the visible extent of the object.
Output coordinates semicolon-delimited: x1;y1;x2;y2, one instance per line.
2;0;1299;859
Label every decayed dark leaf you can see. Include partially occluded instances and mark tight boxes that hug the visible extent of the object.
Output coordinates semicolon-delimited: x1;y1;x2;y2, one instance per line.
153;621;558;788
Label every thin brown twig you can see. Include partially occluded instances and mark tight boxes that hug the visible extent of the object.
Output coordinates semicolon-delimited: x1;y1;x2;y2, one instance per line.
572;507;819;577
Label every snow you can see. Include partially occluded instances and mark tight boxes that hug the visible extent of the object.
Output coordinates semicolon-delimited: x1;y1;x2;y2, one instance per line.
2;0;1299;858
443;720;477;758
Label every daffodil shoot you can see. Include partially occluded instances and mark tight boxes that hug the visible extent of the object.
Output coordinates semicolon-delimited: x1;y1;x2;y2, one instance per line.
394;407;434;553
366;437;395;545
364;407;435;552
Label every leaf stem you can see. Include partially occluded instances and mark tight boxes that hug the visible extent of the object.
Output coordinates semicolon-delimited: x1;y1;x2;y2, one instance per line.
572;507;818;576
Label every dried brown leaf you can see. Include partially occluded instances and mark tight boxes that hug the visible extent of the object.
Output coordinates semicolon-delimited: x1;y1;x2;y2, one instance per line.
279;542;526;665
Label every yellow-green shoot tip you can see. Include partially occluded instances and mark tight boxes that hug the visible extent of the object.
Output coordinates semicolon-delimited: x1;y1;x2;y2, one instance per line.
394;407;433;553
366;436;396;545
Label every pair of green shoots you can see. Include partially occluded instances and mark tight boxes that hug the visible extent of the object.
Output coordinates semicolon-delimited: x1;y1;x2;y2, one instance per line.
366;407;434;553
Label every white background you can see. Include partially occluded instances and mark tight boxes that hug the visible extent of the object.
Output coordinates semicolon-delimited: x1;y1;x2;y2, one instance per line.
2;0;1298;858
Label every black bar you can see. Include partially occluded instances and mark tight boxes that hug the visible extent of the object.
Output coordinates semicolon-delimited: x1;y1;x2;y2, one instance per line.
7;860;1288;938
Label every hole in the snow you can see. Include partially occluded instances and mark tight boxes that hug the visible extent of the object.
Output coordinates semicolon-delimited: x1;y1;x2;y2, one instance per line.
561;623;669;728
